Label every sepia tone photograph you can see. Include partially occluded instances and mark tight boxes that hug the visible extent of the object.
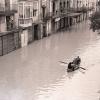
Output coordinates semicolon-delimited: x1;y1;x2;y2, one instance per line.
0;0;100;100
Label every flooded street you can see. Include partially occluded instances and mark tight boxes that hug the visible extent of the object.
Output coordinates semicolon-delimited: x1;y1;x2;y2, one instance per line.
0;20;100;100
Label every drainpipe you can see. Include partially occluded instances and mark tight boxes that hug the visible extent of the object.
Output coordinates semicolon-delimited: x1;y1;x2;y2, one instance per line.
1;36;3;56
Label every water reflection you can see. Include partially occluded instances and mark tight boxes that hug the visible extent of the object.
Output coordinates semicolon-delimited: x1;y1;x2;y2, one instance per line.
67;71;77;79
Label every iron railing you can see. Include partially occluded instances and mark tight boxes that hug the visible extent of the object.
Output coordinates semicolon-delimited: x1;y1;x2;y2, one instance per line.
0;4;18;13
51;10;68;19
67;7;91;13
18;18;33;27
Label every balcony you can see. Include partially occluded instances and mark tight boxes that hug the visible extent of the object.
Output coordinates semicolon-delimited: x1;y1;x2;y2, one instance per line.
88;6;94;11
67;7;89;13
41;12;53;22
0;4;18;16
18;18;33;27
67;8;77;13
52;9;68;19
51;11;59;19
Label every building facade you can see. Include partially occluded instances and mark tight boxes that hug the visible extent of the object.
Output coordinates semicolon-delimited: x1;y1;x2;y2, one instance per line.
0;0;95;56
18;1;33;47
0;0;19;56
18;0;53;48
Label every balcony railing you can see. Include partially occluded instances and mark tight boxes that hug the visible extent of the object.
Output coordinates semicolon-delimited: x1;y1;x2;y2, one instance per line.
66;8;77;12
88;6;94;11
18;18;33;27
67;7;90;13
0;4;18;15
52;10;68;19
52;11;60;18
40;8;69;21
40;7;93;21
41;12;53;21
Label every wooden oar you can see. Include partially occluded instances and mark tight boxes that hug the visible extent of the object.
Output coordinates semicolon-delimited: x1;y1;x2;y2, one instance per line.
59;61;86;70
79;67;86;70
79;69;85;74
59;61;68;64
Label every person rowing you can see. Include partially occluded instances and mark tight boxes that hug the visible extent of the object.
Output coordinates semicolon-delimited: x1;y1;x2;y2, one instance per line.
67;56;81;72
68;62;75;71
73;56;81;65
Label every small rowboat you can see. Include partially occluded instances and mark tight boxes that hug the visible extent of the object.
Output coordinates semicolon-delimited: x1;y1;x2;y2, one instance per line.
67;64;80;72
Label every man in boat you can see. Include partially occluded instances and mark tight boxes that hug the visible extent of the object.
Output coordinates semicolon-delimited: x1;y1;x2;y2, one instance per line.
67;56;81;71
73;56;81;65
68;62;75;71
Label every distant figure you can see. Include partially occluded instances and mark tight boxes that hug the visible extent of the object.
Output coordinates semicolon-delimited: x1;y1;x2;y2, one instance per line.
68;62;74;71
68;62;72;69
73;56;81;65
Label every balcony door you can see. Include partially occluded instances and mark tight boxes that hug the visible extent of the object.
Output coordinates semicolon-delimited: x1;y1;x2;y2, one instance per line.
53;2;55;13
5;0;10;11
42;7;46;18
6;16;10;30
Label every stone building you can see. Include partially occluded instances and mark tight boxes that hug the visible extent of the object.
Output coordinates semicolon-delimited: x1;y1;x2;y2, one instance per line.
0;0;19;56
0;0;96;55
18;0;33;47
18;0;53;48
51;0;71;31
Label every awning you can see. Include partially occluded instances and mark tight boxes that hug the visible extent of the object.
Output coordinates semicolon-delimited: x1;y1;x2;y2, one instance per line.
68;13;82;18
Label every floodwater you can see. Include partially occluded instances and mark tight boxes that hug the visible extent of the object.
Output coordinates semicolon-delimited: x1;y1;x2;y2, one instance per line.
0;20;100;100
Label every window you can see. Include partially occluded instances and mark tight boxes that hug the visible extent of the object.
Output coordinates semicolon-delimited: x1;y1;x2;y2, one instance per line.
53;2;55;12
60;2;62;8
67;1;69;8
33;1;38;16
24;6;31;18
19;5;23;18
33;9;37;16
64;1;66;8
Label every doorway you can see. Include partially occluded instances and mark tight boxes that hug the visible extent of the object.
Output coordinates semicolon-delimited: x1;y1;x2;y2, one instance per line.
34;25;38;40
6;16;10;30
42;7;46;18
43;25;46;37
